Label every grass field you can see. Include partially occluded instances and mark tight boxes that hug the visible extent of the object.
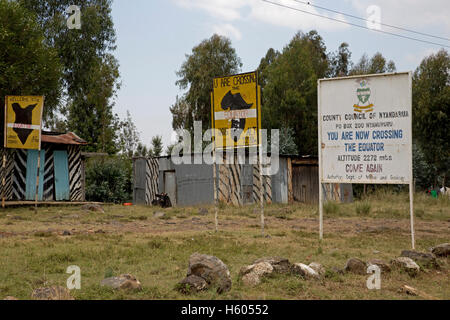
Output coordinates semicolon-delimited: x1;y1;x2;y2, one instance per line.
0;191;448;300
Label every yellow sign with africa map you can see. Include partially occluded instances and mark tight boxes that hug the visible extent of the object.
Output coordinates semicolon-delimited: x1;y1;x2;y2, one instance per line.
4;96;44;150
212;71;261;149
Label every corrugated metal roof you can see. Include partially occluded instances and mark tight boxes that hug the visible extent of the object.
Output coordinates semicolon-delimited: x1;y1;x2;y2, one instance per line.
41;132;88;145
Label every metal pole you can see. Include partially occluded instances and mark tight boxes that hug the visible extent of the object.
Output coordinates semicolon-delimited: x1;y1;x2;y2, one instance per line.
2;152;5;209
318;79;324;241
409;182;415;250
259;145;265;236
213;148;218;232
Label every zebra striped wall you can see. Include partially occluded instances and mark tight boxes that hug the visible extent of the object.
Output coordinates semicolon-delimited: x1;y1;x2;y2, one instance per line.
0;148;15;201
252;163;272;205
0;145;84;202
68;145;83;201
218;161;242;206
43;145;55;201
12;149;27;200
145;157;159;205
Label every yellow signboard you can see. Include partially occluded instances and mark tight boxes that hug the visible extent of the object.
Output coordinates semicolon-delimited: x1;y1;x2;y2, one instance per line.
212;71;260;149
4;96;44;150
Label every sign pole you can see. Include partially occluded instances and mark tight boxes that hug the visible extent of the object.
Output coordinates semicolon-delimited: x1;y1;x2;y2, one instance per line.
259;145;265;236
213;148;219;232
211;92;219;233
409;182;415;250
408;72;415;250
318;80;324;241
2;152;5;209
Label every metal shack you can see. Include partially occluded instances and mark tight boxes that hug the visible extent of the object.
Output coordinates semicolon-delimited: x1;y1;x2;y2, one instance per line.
133;155;352;207
0;132;88;203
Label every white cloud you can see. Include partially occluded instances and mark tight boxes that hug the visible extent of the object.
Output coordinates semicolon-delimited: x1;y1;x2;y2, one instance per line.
174;0;244;21
174;0;450;43
213;23;242;40
173;0;350;32
405;48;440;66
348;0;450;33
247;0;349;31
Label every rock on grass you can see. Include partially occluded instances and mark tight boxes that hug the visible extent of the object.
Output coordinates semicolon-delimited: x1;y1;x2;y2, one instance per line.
401;250;439;269
391;257;420;277
239;262;274;287
31;286;74;300
292;263;320;279
431;243;450;257
178;275;208;294
344;258;367;275
100;274;142;291
179;253;232;294
367;259;391;273
252;257;292;274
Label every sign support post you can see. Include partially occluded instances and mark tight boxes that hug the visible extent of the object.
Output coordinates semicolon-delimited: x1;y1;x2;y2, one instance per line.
2;152;5;209
409;182;415;250
259;144;265;236
213;148;219;232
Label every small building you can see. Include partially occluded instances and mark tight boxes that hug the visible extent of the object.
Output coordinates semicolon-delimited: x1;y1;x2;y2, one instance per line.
0;132;88;203
133;154;352;207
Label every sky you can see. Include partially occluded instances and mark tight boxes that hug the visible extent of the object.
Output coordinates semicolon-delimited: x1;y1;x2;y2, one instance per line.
110;0;450;150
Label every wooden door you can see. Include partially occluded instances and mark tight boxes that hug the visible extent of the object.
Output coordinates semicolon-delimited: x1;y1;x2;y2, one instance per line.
25;150;45;201
54;150;70;201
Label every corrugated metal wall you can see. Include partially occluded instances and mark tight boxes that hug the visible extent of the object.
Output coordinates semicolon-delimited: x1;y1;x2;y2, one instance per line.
133;156;352;207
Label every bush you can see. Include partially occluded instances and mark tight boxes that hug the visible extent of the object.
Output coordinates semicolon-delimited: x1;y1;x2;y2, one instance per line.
85;156;132;203
355;201;371;215
323;201;339;214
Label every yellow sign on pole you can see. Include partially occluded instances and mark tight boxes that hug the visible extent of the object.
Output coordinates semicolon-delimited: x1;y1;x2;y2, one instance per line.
4;96;44;150
212;71;260;149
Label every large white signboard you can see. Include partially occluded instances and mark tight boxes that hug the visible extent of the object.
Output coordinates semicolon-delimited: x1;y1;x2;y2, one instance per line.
318;72;412;185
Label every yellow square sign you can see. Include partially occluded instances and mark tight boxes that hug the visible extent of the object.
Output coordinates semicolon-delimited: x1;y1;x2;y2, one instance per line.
4;96;44;150
212;71;261;149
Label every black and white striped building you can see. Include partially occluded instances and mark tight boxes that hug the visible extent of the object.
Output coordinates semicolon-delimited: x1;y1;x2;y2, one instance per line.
0;132;87;202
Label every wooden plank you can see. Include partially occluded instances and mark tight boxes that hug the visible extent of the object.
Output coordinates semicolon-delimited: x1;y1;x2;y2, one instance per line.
54;150;70;201
25;150;45;201
287;158;293;204
2;201;103;207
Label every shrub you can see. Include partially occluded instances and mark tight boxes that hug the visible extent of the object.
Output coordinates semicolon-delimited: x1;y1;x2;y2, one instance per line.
356;202;371;215
85;156;132;203
323;201;339;214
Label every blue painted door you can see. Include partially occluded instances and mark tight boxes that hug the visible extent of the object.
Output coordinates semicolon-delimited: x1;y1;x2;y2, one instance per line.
54;151;70;201
25;150;45;201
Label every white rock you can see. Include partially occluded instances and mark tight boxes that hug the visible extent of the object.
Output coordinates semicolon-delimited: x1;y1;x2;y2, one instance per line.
292;263;319;279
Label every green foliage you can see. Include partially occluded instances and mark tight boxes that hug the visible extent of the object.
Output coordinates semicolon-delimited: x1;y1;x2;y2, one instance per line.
413;143;436;190
328;42;352;77
85;156;132;203
171;34;242;134
269;127;298;155
413;49;449;186
21;0;121;153
350;52;396;75
355;202;371;215
0;0;62;124
150;136;163;157
119;110;141;158
261;31;328;155
323;201;339;214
